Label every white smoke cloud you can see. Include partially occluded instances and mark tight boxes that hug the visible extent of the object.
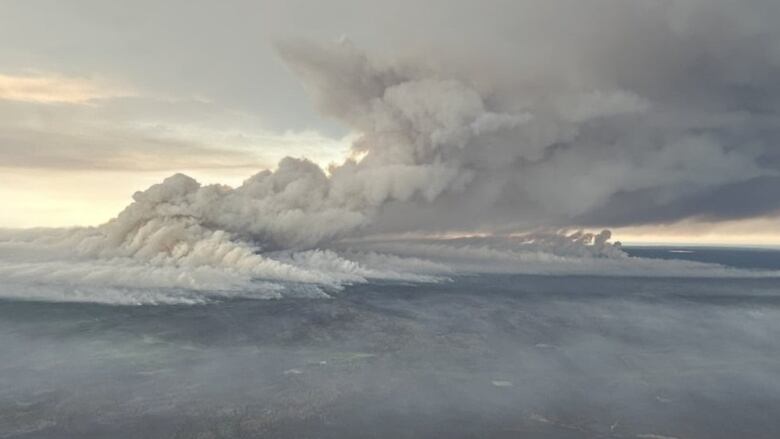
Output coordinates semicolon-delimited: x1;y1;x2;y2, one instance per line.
2;224;778;305
3;27;780;304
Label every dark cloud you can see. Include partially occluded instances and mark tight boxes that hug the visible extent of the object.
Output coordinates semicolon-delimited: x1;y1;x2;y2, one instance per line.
577;176;780;227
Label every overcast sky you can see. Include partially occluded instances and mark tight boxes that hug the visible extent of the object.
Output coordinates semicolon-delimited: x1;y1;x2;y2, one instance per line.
1;0;779;245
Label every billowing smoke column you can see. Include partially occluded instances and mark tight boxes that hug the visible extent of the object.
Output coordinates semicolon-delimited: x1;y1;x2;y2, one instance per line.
1;36;779;304
55;40;655;258
88;40;532;254
16;41;535;260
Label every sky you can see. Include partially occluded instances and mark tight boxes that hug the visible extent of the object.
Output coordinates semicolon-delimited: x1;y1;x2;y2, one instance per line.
1;0;779;245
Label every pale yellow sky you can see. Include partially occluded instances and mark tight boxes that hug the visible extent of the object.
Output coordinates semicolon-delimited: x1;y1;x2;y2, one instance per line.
0;151;351;229
611;218;780;247
0;169;169;228
0;72;131;104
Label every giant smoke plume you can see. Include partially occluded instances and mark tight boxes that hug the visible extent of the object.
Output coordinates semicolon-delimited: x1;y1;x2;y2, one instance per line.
2;31;780;303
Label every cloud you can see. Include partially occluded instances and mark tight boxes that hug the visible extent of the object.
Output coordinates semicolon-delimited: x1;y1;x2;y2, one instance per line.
0;72;130;104
578;175;780;226
0;94;352;172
